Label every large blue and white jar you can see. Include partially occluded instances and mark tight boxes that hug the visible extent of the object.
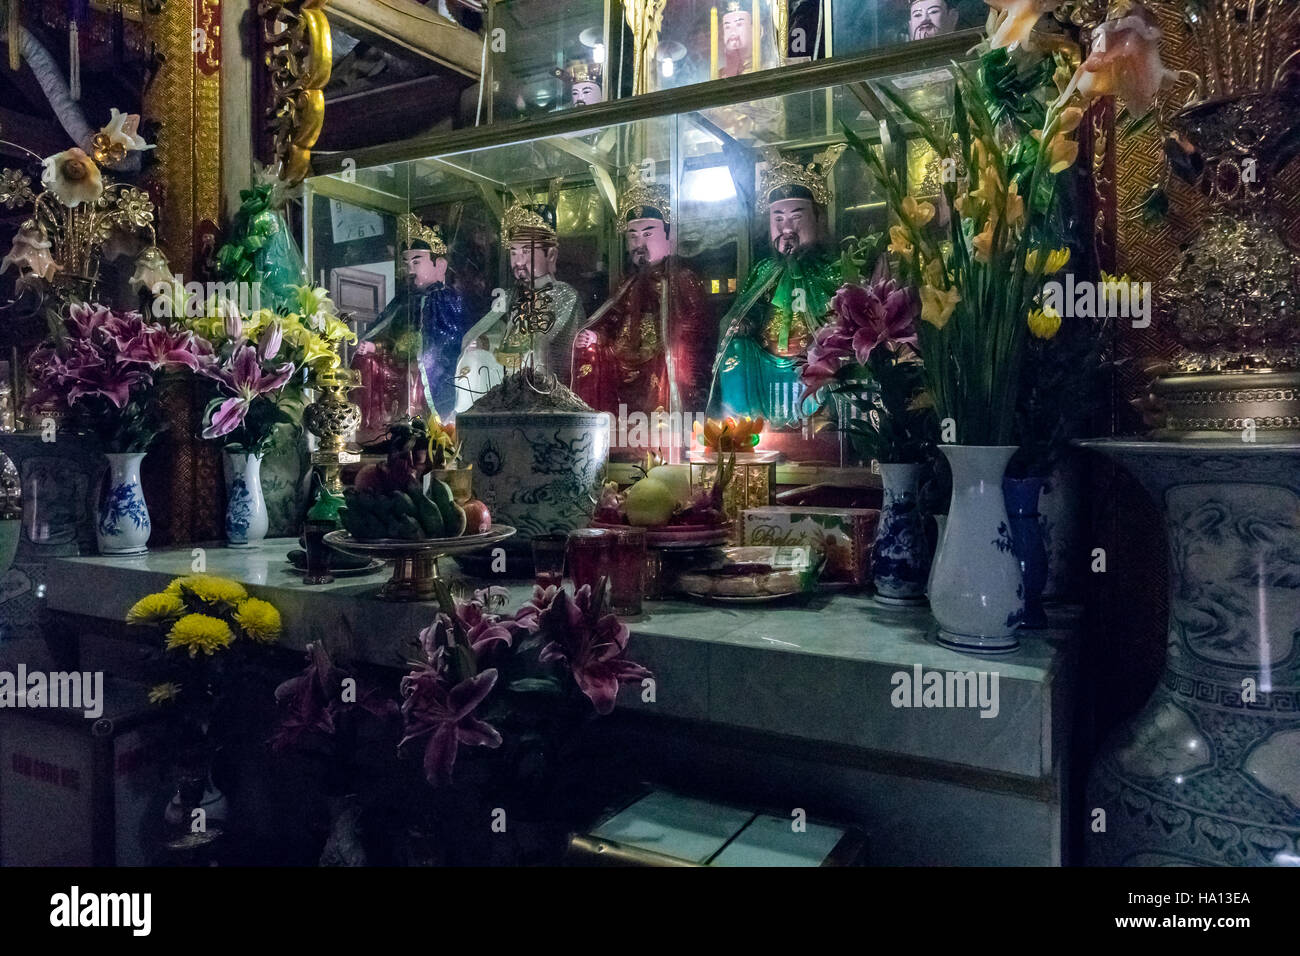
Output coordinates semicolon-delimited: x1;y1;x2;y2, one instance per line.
872;461;931;605
1083;440;1300;867
223;450;269;548
96;452;151;555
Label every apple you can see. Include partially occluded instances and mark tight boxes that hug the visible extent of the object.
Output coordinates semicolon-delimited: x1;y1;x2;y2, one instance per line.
623;477;676;527
462;499;491;534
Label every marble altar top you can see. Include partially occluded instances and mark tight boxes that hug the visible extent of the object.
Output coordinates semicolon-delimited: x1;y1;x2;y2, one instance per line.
44;539;1077;779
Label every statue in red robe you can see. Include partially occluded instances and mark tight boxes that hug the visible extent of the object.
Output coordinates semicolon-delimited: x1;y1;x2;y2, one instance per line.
571;171;713;421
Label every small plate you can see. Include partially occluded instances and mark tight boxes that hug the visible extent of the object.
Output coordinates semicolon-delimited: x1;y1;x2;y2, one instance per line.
681;590;808;604
285;559;385;578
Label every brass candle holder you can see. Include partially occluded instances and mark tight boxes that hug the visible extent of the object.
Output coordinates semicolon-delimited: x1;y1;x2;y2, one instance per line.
303;366;362;494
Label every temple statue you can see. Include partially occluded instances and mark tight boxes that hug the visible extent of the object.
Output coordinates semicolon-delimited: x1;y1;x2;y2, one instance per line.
571;170;712;418
458;199;585;395
556;58;604;107
352;214;466;444
707;145;845;430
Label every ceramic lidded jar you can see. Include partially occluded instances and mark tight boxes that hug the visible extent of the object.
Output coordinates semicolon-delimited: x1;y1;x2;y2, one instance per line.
455;371;610;548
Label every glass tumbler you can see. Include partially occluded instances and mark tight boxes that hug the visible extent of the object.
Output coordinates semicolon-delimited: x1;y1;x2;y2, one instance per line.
607;527;647;616
531;533;569;589
567;528;611;594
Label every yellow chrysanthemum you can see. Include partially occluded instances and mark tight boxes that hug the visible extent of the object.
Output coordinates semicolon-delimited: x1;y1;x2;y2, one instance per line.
1028;306;1063;340
888;224;914;258
187;315;225;341
234;598;282;644
148;682;182;704
920;285;961;329
165;614;234;657
165;574;248;606
901;195;936;227
1024;247;1071;274
126;591;185;626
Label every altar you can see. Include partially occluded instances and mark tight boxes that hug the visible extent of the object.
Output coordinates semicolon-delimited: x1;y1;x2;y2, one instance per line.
40;540;1078;866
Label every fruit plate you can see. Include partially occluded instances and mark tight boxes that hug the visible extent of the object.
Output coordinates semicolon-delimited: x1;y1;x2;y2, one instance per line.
324;526;516;601
590;521;733;549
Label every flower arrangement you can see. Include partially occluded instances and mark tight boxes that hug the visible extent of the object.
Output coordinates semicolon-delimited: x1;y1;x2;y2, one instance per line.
197;319;300;455
692;416;764;454
426;414;461;469
844;0;1171;446
0;108;162;293
799;278;937;464
25;302;212;452
126;574;282;757
399;580;650;787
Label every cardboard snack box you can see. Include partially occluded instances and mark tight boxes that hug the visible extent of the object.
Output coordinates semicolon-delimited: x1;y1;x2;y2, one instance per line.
740;506;881;586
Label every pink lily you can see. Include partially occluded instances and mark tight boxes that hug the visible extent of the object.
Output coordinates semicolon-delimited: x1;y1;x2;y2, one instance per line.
120;326;207;372
201;344;295;438
398;668;502;786
536;586;651;716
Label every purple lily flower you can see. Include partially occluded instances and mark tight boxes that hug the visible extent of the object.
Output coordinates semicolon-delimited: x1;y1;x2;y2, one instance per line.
201;344;295;439
399;667;502;786
120;326;207;372
536;586;651;716
270;642;396;754
258;321;283;361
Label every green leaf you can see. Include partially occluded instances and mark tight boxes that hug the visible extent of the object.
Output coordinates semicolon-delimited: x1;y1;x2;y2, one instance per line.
508;678;563;696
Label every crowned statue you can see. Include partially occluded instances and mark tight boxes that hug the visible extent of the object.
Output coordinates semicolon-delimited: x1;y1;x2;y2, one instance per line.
572;167;712;420
715;1;757;77
707;145;845;429
457;197;585;402
353;213;467;443
557;58;604;106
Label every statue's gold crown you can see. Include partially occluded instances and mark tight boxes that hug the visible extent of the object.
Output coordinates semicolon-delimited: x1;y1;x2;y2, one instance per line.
757;144;846;213
619;166;671;227
501;200;558;247
397;213;447;256
556;59;603;87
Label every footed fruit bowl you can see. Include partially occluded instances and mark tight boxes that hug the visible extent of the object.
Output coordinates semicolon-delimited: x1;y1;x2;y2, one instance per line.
324;526;516;601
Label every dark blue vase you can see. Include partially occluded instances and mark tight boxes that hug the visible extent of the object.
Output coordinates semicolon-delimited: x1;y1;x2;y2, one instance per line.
1002;476;1048;629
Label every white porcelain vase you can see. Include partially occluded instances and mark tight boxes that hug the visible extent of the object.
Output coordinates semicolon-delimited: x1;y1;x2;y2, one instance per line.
96;452;151;555
223;451;269;548
927;445;1024;653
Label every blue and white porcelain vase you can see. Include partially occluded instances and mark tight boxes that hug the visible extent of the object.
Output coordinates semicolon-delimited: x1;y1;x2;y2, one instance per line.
223;451;269;548
927;445;1024;653
1084;440;1300;866
1002;476;1049;629
872;462;930;606
96;452;151;555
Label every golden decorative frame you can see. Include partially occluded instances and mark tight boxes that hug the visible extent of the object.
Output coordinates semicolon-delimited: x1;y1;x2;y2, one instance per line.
259;0;332;185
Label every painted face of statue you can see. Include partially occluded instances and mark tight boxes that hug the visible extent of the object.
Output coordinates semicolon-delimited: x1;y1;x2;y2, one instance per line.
571;81;603;105
722;11;751;52
508;240;558;285
403;249;447;287
625;218;670;268
909;0;957;40
769;197;818;255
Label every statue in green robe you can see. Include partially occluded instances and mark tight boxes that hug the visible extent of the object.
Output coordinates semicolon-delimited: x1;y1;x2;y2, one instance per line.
707;146;846;430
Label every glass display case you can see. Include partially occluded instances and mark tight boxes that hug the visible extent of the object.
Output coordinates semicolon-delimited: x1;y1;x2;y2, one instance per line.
303;31;975;466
